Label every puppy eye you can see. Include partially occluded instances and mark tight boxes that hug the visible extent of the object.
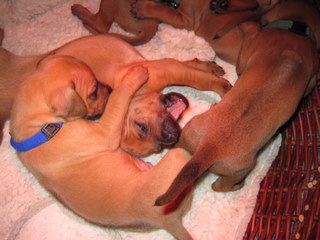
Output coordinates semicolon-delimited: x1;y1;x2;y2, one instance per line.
88;84;99;101
134;121;149;139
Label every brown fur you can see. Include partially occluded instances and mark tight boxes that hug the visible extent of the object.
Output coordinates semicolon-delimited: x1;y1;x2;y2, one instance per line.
6;34;231;239
71;0;163;46
131;0;272;64
0;33;231;150
151;0;320;206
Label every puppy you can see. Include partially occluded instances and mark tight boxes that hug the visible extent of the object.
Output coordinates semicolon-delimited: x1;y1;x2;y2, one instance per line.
0;32;230;153
71;0;178;46
7;34;231;239
154;0;320;206
131;0;282;64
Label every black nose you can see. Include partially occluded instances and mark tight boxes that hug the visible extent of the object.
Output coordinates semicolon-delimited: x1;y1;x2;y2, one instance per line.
159;117;180;147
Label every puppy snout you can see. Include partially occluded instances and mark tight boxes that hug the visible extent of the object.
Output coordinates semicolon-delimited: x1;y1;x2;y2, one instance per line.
159;117;180;146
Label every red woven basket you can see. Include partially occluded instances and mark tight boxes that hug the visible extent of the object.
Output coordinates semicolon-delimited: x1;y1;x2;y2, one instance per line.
244;81;320;240
243;2;320;238
243;78;320;239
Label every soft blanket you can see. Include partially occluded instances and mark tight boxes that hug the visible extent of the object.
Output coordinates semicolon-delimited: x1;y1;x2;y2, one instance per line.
0;0;281;239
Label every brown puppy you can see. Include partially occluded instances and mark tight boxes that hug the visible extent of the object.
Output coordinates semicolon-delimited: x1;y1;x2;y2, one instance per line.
7;34;231;239
131;0;282;64
154;0;320;206
71;0;177;46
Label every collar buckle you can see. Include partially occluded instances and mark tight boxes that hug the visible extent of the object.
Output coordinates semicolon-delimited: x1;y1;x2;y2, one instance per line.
41;123;62;139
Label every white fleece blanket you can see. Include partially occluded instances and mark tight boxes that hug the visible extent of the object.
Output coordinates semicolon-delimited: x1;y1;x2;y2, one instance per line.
0;1;282;240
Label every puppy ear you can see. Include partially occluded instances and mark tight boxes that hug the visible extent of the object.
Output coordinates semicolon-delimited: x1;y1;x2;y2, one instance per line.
49;84;88;119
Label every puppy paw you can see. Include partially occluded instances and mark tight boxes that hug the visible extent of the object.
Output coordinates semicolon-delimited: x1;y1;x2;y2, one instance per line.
211;177;244;192
131;0;153;19
71;4;90;19
72;5;111;34
211;181;230;192
221;78;233;94
210;0;229;14
208;61;225;76
184;58;225;76
119;66;149;93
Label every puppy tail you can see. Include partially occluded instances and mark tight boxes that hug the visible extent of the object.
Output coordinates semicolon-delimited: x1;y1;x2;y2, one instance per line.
154;145;215;206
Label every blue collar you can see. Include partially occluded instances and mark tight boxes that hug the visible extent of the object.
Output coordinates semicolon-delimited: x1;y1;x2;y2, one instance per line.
10;123;63;152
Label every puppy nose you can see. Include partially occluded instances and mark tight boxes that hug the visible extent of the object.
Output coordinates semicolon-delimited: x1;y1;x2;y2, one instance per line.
160;117;180;146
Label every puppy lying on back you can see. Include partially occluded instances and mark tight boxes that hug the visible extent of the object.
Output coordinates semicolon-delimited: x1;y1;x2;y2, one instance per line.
71;0;180;46
153;0;320;205
7;34;231;239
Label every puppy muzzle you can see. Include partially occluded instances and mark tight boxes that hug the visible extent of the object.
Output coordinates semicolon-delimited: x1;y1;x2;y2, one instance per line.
157;92;188;147
158;116;181;147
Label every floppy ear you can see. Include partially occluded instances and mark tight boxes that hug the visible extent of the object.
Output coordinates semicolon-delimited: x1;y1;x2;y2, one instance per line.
49;84;88;119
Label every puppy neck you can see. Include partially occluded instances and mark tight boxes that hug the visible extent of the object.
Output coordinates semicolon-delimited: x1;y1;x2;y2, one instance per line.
10;76;63;142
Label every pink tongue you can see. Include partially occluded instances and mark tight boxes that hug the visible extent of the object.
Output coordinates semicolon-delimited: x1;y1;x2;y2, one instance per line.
166;98;187;120
133;158;153;171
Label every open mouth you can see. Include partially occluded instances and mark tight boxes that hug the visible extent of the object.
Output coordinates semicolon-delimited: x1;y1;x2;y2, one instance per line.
158;92;189;147
161;92;189;121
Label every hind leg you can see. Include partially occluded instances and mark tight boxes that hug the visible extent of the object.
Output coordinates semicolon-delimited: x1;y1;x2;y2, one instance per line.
71;4;113;34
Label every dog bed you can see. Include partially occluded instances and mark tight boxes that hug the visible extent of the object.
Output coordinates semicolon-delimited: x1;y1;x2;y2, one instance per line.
0;0;283;239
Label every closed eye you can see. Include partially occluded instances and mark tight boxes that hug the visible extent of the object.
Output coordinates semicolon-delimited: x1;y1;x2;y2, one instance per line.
134;121;149;139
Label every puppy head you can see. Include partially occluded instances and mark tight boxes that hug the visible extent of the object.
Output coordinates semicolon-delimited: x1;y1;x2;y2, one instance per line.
38;55;109;121
121;92;189;157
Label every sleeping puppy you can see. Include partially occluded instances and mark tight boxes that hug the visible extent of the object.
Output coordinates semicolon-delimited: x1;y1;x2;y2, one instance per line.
154;0;320;206
131;0;280;64
7;34;231;239
71;0;180;46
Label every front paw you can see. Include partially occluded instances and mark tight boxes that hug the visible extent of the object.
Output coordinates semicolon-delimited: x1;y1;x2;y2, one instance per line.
208;60;225;76
131;0;149;19
210;0;229;14
71;4;90;20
